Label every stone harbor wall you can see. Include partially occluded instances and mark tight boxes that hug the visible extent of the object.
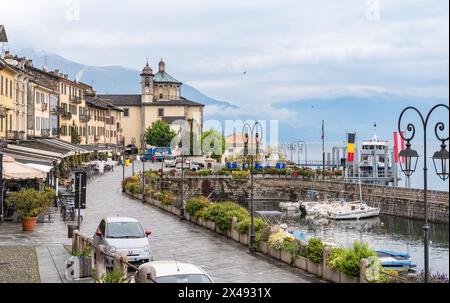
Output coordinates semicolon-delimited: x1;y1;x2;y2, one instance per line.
162;176;449;224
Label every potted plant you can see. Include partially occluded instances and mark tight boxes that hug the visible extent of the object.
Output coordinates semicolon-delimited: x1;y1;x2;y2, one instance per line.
294;241;308;271
6;188;54;231
268;232;294;261
324;247;344;283
306;237;324;277
66;246;92;280
337;241;375;283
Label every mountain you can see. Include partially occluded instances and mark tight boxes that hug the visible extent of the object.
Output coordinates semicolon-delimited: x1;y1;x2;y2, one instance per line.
13;48;237;108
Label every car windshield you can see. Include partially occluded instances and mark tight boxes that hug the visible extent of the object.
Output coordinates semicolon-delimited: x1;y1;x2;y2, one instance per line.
156;274;212;283
106;222;145;238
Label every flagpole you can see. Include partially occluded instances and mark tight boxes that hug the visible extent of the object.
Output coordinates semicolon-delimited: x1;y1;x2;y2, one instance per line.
322;120;325;180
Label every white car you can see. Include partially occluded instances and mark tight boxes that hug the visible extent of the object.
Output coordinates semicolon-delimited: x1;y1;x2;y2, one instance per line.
93;217;153;267
134;261;214;283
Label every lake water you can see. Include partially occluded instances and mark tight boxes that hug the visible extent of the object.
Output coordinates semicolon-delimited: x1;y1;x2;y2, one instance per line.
264;212;449;275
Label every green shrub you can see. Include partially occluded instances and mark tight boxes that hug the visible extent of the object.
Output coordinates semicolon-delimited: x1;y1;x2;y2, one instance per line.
198;170;213;176
336;241;376;277
6;188;54;219
159;191;176;205
143;171;157;185
307;237;324;264
203;201;249;230
268;232;295;250
126;182;142;194
326;247;345;271
121;176;139;189
231;170;250;179
72;246;92;257
234;217;268;235
144;186;153;198
186;197;211;218
95;270;127;283
294;240;308;258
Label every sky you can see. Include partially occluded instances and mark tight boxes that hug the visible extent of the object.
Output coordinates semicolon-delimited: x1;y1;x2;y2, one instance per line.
1;0;448;108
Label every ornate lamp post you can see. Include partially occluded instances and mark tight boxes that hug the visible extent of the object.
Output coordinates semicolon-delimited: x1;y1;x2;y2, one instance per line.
398;104;449;283
141;153;146;202
242;122;263;253
298;140;308;167
177;127;186;220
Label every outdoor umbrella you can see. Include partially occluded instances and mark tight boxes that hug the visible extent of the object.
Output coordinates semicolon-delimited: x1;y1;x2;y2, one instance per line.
2;155;47;180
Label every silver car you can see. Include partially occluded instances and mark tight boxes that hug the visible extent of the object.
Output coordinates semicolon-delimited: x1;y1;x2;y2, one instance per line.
134;261;214;283
93;217;153;267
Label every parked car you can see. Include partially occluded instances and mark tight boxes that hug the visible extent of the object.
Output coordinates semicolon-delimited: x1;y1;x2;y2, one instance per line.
134;260;214;283
125;144;138;155
93;217;153;267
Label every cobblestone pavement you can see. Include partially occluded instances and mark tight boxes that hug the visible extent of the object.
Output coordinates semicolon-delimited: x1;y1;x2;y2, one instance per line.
0;165;321;283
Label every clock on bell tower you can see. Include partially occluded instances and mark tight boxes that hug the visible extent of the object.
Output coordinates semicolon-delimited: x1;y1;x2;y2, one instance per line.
140;60;154;104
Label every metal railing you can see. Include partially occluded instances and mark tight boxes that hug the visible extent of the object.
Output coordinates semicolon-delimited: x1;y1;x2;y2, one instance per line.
61;111;72;120
41;103;48;111
79;114;91;122
6;130;25;140
70;95;82;104
41;129;50;137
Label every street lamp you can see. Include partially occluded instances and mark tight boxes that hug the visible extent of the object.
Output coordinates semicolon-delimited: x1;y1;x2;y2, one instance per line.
242;122;263;253
298;140;308;167
397;103;449;283
141;154;146;202
177;127;186;220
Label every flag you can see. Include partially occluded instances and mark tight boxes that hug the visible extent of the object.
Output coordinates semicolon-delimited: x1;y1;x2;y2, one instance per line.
393;131;399;164
400;131;405;163
347;133;356;162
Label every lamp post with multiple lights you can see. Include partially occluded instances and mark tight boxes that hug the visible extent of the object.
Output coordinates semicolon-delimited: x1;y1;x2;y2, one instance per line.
397;104;449;283
242;122;263;253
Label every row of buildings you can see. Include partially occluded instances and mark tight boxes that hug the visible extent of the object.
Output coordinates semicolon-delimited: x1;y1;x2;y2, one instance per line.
0;24;204;152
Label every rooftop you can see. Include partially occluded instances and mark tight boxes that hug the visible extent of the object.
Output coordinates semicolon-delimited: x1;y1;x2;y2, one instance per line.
98;94;204;107
153;71;182;84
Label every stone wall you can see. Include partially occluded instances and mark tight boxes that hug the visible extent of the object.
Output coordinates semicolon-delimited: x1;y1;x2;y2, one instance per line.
162;176;449;224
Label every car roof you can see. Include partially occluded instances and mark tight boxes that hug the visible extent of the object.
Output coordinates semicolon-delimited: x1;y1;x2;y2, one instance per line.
105;217;139;223
146;261;206;277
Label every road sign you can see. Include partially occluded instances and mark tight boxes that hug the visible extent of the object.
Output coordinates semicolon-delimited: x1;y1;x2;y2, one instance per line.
74;171;87;209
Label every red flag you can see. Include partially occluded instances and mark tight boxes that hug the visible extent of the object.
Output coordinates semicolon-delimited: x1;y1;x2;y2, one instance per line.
393;131;399;164
400;131;405;163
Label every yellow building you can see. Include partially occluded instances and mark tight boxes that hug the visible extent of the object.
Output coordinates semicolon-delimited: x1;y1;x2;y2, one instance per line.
0;58;16;141
99;59;204;150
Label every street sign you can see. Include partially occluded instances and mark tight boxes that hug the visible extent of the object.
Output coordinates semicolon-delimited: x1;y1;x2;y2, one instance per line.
74;171;87;209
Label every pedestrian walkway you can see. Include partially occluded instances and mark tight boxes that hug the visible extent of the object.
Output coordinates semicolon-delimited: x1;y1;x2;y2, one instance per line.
0;165;321;283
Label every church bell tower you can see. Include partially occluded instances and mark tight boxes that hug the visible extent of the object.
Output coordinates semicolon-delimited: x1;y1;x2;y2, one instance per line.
140;60;154;152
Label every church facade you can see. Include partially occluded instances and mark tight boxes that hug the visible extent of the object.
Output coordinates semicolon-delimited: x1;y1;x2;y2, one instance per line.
99;59;204;150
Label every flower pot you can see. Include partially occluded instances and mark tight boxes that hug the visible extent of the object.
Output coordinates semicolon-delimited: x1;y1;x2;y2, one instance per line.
65;256;92;280
323;265;341;283
294;256;308;271
340;272;359;283
259;242;269;255
231;230;240;242
269;247;281;260
21;217;37;231
239;233;249;246
206;220;216;231
280;250;292;264
307;260;323;277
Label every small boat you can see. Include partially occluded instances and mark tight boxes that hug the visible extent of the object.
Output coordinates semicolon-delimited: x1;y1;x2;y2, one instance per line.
290;230;308;242
327;202;380;220
376;250;417;272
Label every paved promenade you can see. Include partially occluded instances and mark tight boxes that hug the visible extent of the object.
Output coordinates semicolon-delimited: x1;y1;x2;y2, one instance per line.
0;165;320;283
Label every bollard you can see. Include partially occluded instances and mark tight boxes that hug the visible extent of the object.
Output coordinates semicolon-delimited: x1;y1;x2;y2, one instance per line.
407;273;417;283
135;263;156;283
113;251;128;277
72;230;81;254
359;258;369;283
95;245;107;281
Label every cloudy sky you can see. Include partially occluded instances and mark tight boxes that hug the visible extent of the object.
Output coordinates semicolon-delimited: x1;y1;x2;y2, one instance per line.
1;0;448;107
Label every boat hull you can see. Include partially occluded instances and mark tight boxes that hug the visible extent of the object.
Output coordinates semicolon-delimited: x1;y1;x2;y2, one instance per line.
328;208;380;220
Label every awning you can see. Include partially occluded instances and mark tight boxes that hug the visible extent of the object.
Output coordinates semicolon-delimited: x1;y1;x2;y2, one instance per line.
2;155;47;180
24;163;54;173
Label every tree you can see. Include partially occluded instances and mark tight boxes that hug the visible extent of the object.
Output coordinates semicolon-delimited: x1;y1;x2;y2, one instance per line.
71;126;80;144
201;130;226;161
145;120;177;147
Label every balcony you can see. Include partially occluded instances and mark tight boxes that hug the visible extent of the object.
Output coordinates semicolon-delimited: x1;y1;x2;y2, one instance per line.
41;129;50;137
79;114;91;123
70;95;82;104
52;106;65;115
7;130;25;140
41;103;48;111
94;135;100;142
61;111;72;120
0;106;6;118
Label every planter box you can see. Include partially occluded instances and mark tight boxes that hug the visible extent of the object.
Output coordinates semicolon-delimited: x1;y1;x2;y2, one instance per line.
154;200;162;208
197;217;204;227
280;250;292;264
136;194;143;200
171;207;181;216
259;242;269;255
185;213;191;221
307;260;323;277
294;256;308;271
216;228;231;238
163;204;172;213
323;265;341;283
340;272;359;283
269;247;281;260
65;256;92;280
239;233;249;246
231;230;240;242
205;220;216;231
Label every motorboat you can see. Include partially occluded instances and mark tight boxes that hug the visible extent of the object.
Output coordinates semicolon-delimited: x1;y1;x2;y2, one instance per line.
376;250;417;272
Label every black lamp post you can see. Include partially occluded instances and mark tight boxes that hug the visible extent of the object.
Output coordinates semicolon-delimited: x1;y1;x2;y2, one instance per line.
141;154;146;202
398;104;449;283
177;127;186;220
242;122;263;253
